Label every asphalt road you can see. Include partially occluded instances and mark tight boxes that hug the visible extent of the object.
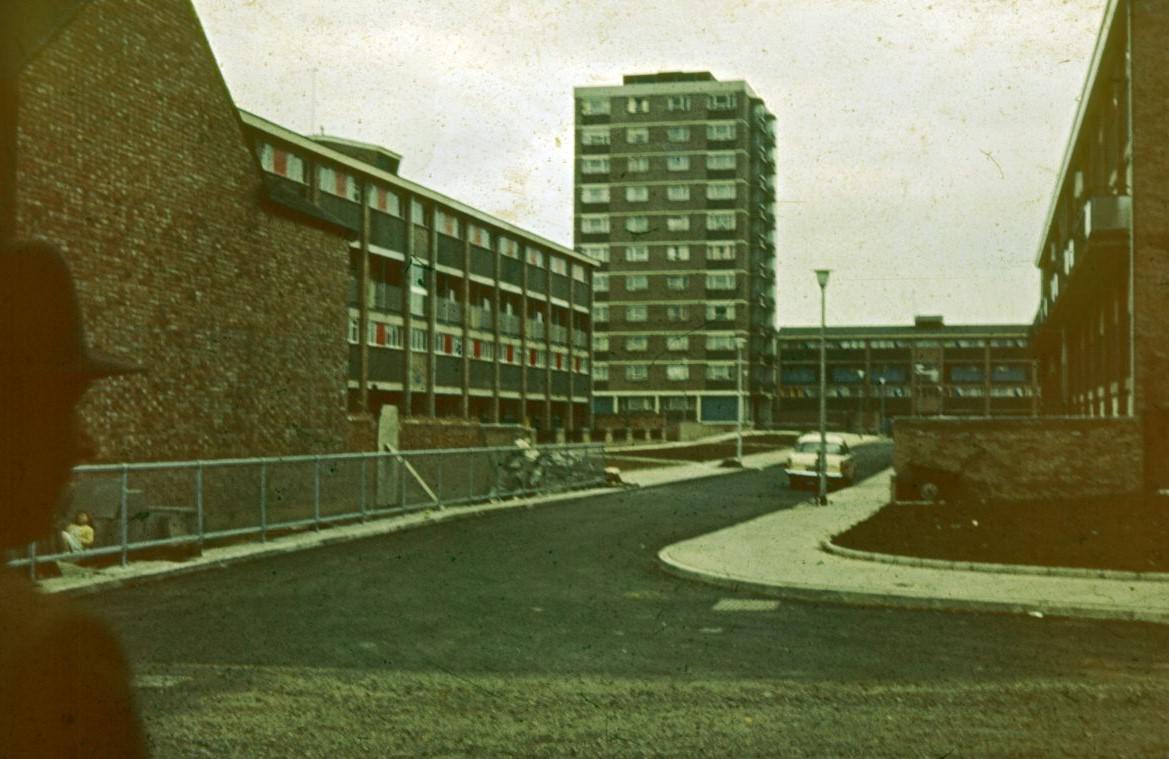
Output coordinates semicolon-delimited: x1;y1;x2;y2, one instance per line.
83;441;1169;757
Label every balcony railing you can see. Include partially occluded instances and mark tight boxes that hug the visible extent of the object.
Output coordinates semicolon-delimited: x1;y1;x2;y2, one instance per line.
436;299;462;324
468;306;493;331
370;283;403;313
498;313;521;336
527;320;546;340
549;324;569;344
572;330;589;349
1082;194;1132;238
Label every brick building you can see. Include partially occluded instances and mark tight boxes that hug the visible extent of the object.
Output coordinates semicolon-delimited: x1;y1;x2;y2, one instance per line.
573;72;778;426
1029;0;1169;489
241;113;596;435
11;0;593;462
777;317;1037;432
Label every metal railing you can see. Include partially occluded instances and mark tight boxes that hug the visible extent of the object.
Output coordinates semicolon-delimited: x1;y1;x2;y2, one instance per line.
8;444;606;579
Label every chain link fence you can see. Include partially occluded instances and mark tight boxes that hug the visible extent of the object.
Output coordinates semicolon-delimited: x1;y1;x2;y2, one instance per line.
7;443;606;579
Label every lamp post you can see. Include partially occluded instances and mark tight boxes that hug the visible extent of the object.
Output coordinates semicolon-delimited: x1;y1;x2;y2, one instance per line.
735;335;747;465
878;376;887;437
815;269;830;505
857;369;866;434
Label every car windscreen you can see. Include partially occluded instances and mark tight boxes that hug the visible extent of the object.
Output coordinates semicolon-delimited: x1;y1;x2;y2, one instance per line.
795;441;844;455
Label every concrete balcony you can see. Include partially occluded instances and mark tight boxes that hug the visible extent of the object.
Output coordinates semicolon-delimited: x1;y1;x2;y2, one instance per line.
527;320;546;340
436;299;462;324
468;306;493;331
550;324;569;344
1082;194;1132;239
498;313;521;336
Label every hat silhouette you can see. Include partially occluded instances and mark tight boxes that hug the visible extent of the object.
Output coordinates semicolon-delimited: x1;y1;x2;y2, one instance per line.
1;240;141;381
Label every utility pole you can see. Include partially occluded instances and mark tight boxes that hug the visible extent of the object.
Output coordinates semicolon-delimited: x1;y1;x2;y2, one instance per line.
815;269;830;506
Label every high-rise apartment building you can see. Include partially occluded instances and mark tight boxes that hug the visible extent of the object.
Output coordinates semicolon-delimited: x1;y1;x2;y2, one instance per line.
574;72;778;426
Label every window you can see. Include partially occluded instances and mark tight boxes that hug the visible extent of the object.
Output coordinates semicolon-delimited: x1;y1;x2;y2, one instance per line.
705;152;736;170
581;215;610;233
666;185;690;201
593;334;610;351
526;247;545;267
582;157;610;174
593;364;609;381
706;122;737;141
706;182;737;200
626;97;649;114
625;335;648;351
625;216;649;233
706;303;735;320
667;126;690;142
666;95;691;111
706;212;736;231
626;156;649;173
705;335;736;351
667;335;689;350
498;237;520;258
580;97;610;115
626;305;648;322
624;245;649;262
625;275;648;291
625;364;648;381
529;349;546;368
367;185;401;216
580;244;609;262
593;304;610;322
666;244;690;261
411;328;428;351
666;215;690;231
706;364;733;380
705;272;736;290
666;275;689;290
666;155;691;172
478;340;495;360
666;365;690;381
706;243;736;261
572;263;586;282
666;305;690;321
593;273;609;292
582;186;610;203
625;186;649;202
708;93;737;110
348;315;360;344
549;257;568;275
411;200;427;226
581;128;610;145
467;224;490;248
434;209;460;238
318;166;360;201
259;143;306;183
626;127;649;144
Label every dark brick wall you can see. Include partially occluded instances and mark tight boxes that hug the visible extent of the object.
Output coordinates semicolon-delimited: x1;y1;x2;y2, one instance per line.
400;419;528;450
1132;0;1169;489
894;417;1143;501
15;0;354;462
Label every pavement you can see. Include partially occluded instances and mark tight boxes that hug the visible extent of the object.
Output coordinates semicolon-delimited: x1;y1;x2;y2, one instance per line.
36;433;1169;627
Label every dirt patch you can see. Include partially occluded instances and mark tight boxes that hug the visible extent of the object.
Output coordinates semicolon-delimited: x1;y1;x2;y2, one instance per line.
834;492;1169;573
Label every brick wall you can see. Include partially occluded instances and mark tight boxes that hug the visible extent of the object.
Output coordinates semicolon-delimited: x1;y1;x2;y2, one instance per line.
1132;0;1169;490
400;418;529;450
14;0;355;462
893;417;1143;502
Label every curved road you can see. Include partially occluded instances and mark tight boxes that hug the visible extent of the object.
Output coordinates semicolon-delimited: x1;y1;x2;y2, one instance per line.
84;442;1169;757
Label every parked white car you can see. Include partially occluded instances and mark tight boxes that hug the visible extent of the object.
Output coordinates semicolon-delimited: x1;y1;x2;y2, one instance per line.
785;432;855;489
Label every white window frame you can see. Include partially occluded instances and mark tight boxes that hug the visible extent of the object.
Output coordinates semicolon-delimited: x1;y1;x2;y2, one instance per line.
706;303;736;320
581;186;610;203
706;364;733;380
625;364;649;381
706;243;736;261
667;126;691;143
666;245;690;261
582;157;611;174
624;245;649;262
593;334;610;351
581;127;611;146
625;305;648;322
626;97;649;114
706;182;737;200
706;122;737;141
705;272;736;290
593;364;610;381
666;215;690;231
624;335;648;352
626;127;649;144
666;305;690;321
625;274;648;291
705;152;736;170
580;245;610;262
706;212;736;231
666;275;689;290
666;155;691;172
666;95;691;112
627;156;649;173
625;186;649;202
580;97;611;115
581;215;611;233
705;335;736;351
625;216;649;233
667;335;689;351
707;93;737;110
593;304;610;322
666;185;690;201
666;364;690;381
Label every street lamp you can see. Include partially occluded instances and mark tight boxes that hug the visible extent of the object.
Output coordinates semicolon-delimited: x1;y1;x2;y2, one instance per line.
857;369;866;434
815;269;830;506
735;335;747;465
878;376;887;437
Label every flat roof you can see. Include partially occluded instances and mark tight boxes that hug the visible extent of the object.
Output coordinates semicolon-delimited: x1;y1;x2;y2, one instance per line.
240;109;594;265
575;76;759;100
778;323;1030;338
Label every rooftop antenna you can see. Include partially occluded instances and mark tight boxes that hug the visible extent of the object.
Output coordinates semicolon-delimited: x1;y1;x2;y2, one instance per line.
309;66;318;134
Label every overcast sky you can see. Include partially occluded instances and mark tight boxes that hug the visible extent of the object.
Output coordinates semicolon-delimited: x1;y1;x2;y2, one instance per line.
191;0;1107;328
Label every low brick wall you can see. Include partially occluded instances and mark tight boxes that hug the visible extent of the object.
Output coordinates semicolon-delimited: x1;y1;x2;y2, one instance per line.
399;418;529;451
893;417;1143;501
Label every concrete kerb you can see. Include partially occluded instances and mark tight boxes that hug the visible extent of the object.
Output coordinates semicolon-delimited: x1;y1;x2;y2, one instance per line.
654;554;1169;626
41;448;784;597
820;540;1169;583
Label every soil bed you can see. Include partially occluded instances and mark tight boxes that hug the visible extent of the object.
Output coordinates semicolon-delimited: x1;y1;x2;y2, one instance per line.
834;492;1169;573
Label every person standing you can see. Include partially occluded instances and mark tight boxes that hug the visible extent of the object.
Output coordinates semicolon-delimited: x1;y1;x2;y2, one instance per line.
0;240;149;757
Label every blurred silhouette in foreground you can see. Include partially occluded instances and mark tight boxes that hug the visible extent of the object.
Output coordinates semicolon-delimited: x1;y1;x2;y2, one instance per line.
0;240;148;757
